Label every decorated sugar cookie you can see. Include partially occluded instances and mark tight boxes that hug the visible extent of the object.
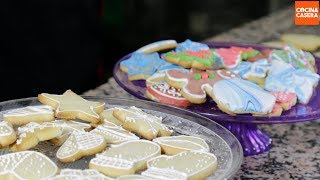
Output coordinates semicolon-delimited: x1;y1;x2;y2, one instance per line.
246;49;272;62
90;122;139;144
0;121;16;147
113;107;172;140
271;91;297;110
165;68;239;104
212;47;242;69
56;131;107;162
166;69;276;115
50;120;92;146
10;122;62;152
265;61;319;104
0;151;58;179
269;45;316;73
136;40;177;54
89;140;161;177
91;108;123;127
144;151;218;180
164;50;215;70
120;52;165;80
51;169;112;180
175;39;209;52
229;46;260;60
3;105;54;125
153;135;209;155
231;59;271;85
38;90;105;123
117;175;154;180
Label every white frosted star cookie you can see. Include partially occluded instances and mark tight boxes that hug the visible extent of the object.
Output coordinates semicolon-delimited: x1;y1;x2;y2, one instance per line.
113;107;172;140
10;122;62;152
3;105;54;125
38;90;105;123
91;108;123;127
144;151;218;180
50;169;112;180
0;151;58;179
153;135;209;155
89;140;161;177
0;121;16;147
90;122;139;144
50;120;92;146
56;131;107;163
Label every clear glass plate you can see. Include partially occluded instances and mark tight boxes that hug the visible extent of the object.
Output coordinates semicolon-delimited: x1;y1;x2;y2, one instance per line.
0;97;243;179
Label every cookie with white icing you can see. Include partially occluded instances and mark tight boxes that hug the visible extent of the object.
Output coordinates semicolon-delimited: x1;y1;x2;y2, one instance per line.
56;131;107;162
50;120;92;146
89;140;161;177
10;122;62;152
0;151;58;179
91;108;123;127
136;40;177;54
144;151;217;180
90;122;139;144
113;107;172;140
0;121;16;147
153;135;209;155
117;175;154;180
3;105;54;125
51;169;112;180
38;90;105;123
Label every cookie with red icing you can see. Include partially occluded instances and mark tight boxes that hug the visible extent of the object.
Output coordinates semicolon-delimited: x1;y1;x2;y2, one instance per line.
271;91;297;110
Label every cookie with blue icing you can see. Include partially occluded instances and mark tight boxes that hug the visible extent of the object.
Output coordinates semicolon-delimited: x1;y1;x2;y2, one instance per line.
136;40;177;54
120;52;165;80
175;39;209;52
264;61;320;104
231;59;271;85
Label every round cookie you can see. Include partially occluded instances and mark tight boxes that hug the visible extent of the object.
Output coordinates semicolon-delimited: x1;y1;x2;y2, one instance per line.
136;40;177;54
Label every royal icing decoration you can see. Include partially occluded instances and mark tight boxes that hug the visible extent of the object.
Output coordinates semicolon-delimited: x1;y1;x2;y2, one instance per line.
265;61;319;104
113;107;172;140
0;151;58;179
247;49;272;62
213;47;242;69
3;105;54;125
153;135;209;155
56;131;106;162
11;122;62;151
165;50;215;69
213;78;276;114
136;40;177;54
120;52;165;80
52;169;111;180
145;151;217;180
89;140;161;177
0;121;16;147
50;120;92;145
165;69;239;104
231;59;271;79
230;46;260;60
38;90;105;123
90;122;139;144
175;39;209;52
142;168;188;180
147;82;191;108
97;108;123;126
269;45;316;73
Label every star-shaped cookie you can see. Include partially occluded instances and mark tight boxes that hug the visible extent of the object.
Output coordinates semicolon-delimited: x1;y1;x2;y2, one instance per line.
38;90;105;123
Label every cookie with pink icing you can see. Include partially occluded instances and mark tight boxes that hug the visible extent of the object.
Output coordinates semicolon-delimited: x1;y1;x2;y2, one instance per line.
212;47;242;69
271;91;297;110
165;69;276;115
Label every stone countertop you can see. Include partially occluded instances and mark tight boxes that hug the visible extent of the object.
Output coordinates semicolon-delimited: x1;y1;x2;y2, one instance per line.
84;7;320;179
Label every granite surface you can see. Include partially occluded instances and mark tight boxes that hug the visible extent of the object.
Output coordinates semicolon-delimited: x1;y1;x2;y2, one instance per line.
84;6;320;180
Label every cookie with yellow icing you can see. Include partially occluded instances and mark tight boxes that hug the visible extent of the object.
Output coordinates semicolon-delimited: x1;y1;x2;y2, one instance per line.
113;106;172;140
38;90;105;123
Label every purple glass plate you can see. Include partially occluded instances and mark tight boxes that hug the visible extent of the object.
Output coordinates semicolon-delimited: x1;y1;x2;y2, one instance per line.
113;42;320;124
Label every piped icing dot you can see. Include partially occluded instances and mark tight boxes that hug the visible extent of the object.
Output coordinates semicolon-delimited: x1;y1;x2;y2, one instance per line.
194;74;202;80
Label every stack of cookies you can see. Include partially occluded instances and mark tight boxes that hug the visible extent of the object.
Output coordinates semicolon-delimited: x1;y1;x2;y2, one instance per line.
120;39;320;116
0;90;218;179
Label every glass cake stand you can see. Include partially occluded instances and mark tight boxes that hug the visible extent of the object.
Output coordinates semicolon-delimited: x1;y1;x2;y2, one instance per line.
0;97;242;179
113;42;320;156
